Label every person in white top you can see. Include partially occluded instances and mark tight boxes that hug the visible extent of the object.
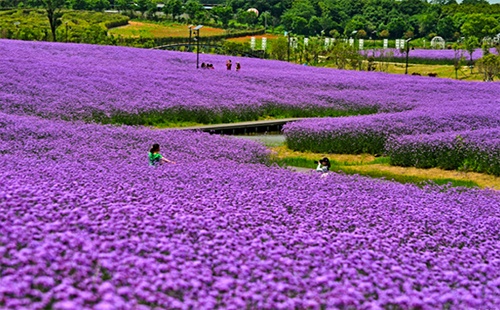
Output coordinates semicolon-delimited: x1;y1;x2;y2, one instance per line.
315;158;331;173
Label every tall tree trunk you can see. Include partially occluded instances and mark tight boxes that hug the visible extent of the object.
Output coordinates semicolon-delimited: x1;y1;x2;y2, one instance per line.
47;8;57;42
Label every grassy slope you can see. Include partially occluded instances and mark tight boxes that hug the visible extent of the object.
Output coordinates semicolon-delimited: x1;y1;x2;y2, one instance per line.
0;9;128;33
108;21;224;38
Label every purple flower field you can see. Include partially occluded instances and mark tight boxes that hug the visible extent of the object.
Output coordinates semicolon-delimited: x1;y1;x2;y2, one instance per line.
280;45;500;173
3;39;499;174
3;40;500;308
386;128;500;174
1;39;498;125
2;112;500;309
283;105;500;155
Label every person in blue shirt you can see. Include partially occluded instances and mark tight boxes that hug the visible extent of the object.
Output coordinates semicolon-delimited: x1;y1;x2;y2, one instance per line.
149;144;175;166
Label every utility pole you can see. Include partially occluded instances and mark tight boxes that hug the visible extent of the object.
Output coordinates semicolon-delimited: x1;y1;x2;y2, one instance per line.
264;12;269;31
13;22;20;40
64;21;68;43
405;38;412;75
287;32;290;62
193;25;203;68
188;25;193;52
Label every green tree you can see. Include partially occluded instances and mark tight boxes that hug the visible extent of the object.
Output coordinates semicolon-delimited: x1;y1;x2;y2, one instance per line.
69;0;87;10
398;0;427;16
116;0;130;12
292;16;308;34
330;41;356;70
452;42;464;79
184;0;204;21
379;29;389;38
339;0;366;17
344;15;367;36
42;0;65;42
269;36;288;60
281;0;316;33
164;0;183;20
329;29;340;38
476;54;500;81
436;15;457;39
461;13;500;39
356;29;367;38
211;5;232;26
464;36;479;73
90;0;110;12
304;38;323;64
236;9;258;25
362;5;387;27
227;0;288;21
481;43;490;56
223;41;251;55
387;17;407;39
286;0;316;20
318;15;333;33
418;13;438;37
319;0;348;27
430;0;457;5
194;10;207;22
461;0;488;5
307;16;322;35
280;12;302;32
407;15;420;37
135;0;153;17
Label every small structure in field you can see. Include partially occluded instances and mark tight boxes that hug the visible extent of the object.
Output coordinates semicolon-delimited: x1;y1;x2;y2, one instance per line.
431;36;445;49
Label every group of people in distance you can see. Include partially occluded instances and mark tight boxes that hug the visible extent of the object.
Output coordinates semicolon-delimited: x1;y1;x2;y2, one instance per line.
226;60;241;71
200;63;214;69
201;60;242;71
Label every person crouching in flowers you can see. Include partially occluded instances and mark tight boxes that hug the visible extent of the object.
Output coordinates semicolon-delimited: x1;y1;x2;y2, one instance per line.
315;158;330;173
149;144;175;166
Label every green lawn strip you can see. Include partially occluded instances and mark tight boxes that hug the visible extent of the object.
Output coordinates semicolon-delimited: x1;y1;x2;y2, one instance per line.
338;166;480;189
330;156;392;166
375;57;456;66
155;121;205;128
273;156;480;189
99;107;377;127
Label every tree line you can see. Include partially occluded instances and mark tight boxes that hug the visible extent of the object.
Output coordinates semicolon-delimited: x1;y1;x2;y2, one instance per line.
2;0;500;42
3;0;500;40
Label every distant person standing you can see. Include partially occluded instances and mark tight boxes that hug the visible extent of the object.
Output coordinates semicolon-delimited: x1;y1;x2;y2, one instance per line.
236;62;241;71
226;60;232;70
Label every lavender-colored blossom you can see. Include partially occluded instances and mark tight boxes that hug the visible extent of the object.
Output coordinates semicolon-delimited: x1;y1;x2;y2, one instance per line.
1;110;500;310
283;105;500;155
385;128;500;175
2;40;500;309
1;39;498;125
